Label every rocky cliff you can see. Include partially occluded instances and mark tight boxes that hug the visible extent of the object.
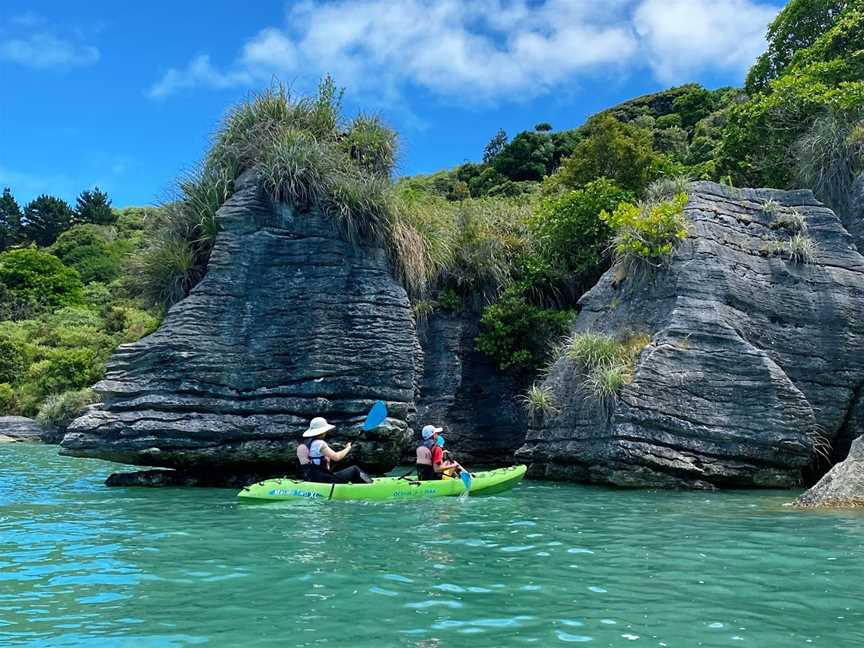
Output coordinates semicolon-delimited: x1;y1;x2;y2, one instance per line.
416;312;525;466
517;181;864;488
61;172;420;480
795;434;864;507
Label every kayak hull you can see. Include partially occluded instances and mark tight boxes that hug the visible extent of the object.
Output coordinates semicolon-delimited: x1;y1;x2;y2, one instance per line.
237;465;527;502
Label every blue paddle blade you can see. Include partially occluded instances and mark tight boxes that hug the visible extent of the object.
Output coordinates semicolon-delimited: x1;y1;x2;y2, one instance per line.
460;470;472;491
363;400;388;432
436;435;445;448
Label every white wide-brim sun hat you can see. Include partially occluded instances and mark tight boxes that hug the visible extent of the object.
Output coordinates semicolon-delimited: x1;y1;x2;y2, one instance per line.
303;416;335;438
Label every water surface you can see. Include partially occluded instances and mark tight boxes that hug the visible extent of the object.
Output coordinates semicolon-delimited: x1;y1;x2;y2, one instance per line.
1;445;863;647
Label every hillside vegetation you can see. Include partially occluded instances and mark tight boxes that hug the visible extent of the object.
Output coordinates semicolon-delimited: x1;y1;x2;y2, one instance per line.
0;0;862;422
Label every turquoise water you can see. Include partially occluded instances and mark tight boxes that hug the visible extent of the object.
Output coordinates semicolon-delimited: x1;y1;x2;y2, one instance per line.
1;445;863;647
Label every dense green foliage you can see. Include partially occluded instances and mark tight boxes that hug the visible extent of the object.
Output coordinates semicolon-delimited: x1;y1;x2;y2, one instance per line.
0;248;84;317
718;0;864;187
50;225;121;284
0;188;22;251
601;193;689;271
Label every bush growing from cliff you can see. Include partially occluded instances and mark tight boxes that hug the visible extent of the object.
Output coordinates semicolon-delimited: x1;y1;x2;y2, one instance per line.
475;285;572;375
601;193;689;272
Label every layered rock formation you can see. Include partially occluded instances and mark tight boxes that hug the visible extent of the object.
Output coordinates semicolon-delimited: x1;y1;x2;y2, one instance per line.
849;173;864;253
416;312;525;466
518;182;864;488
62;172;420;480
0;417;51;443
795;434;864;507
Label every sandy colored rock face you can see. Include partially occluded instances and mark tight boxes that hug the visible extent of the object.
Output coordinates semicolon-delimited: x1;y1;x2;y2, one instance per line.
518;182;864;488
796;435;864;507
62;172;420;477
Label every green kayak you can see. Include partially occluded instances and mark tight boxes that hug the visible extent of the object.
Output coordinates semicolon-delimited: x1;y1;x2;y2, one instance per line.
237;465;527;502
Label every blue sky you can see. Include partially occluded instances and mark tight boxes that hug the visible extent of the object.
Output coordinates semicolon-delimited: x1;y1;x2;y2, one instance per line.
1;0;784;208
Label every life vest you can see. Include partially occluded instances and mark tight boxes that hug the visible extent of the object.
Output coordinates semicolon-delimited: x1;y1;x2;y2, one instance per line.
304;439;332;478
415;443;440;481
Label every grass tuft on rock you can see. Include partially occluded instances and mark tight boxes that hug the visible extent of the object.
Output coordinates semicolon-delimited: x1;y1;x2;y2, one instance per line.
563;331;650;401
520;383;560;420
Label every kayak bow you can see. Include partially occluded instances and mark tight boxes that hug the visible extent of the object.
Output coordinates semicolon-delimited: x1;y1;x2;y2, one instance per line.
237;465;527;502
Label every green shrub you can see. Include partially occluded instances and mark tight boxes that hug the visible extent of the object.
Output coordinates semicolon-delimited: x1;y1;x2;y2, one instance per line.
476;285;572;374
601;193;689;271
656;114;682;129
529;179;632;297
23;347;105;408
493;131;555;181
645;176;691;204
0;383;16;415
83;282;113;306
0;334;26;384
36;388;96;428
0;247;84;317
765;233;817;263
341;114;398;177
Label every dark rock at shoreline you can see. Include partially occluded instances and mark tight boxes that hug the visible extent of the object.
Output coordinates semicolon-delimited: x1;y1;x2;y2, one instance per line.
518;181;864;488
0;416;57;443
105;469;270;488
62;171;420;481
416;311;526;466
796;435;864;507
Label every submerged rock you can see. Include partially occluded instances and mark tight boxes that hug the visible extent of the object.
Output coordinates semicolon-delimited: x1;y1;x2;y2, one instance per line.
518;181;864;488
0;416;52;443
795;435;864;507
416;311;526;466
62;172;420;480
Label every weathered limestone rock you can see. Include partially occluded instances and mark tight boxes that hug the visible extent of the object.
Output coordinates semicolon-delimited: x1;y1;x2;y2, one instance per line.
518;181;864;488
62;172;420;480
848;172;864;253
0;416;51;443
416;312;525;466
795;435;864;507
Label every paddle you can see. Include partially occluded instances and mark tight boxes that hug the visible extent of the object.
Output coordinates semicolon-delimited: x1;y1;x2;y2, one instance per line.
363;400;388;432
439;438;472;491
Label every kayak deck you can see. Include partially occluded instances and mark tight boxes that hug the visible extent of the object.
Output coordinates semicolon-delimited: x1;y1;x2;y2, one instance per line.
237;465;527;502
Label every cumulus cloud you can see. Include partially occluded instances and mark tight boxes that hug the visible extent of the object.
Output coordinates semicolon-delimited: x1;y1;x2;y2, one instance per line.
0;32;99;69
147;0;779;101
633;0;778;83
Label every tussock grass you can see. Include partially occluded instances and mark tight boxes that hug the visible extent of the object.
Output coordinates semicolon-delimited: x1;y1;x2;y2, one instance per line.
520;383;560;420
763;233;816;264
770;208;808;235
563;331;650;401
36;388;96;428
794;110;864;216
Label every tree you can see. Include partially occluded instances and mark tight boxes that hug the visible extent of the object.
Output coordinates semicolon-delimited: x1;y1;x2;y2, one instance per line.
74;187;114;225
483;129;508;163
493;131;555;181
746;0;853;93
0;187;22;251
555;114;670;195
535;122;553;132
20;195;74;246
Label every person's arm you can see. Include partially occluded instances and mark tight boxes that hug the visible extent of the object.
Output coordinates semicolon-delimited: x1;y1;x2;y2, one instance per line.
432;447;457;473
323;441;352;462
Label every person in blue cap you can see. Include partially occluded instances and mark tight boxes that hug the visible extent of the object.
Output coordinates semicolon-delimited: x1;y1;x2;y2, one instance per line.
415;424;459;480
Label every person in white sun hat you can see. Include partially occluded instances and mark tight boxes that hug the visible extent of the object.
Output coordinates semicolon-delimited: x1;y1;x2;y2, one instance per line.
415;424;459;481
296;416;372;484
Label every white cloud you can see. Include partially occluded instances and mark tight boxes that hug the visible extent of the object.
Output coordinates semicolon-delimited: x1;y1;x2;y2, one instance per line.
0;32;99;69
147;0;779;101
633;0;778;83
148;54;254;98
